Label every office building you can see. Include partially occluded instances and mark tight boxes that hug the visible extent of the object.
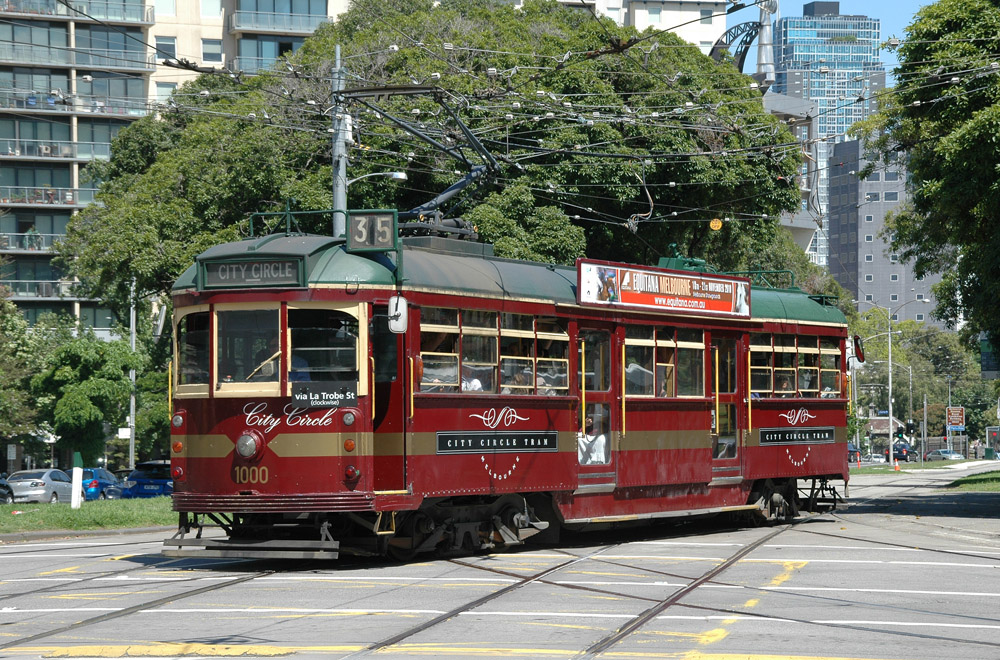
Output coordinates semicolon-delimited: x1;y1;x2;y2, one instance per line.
827;139;942;328
0;0;346;333
771;1;885;267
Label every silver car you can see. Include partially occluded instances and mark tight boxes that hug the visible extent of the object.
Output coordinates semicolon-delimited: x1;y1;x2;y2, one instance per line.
8;469;75;503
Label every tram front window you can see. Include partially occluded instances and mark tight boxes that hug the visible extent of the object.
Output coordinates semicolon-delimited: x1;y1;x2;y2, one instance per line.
289;309;359;382
177;312;209;385
217;309;279;383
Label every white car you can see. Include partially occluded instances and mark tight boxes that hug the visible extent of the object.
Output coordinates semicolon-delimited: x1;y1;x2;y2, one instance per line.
7;469;75;503
925;449;964;461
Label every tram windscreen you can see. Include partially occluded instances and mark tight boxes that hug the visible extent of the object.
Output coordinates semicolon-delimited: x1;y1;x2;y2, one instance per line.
289;309;359;382
177;312;210;385
218;309;280;382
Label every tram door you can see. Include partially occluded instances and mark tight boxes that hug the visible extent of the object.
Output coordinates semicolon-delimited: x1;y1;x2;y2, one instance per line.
576;327;618;491
709;332;744;479
371;305;407;491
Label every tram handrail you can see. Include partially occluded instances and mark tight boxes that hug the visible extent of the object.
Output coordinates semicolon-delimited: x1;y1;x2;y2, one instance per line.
621;343;626;442
580;340;586;433
408;357;414;419
370;357;376;421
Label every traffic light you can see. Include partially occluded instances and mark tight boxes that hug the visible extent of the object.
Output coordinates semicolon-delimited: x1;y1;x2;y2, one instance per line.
894;426;905;440
906;420;916;434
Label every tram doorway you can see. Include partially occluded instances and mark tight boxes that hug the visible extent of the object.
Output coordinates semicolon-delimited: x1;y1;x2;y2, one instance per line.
575;326;618;492
710;333;744;481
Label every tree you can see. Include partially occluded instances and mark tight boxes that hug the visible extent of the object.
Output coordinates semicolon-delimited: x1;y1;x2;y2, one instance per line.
58;0;803;313
0;294;36;438
854;0;1000;348
30;331;142;465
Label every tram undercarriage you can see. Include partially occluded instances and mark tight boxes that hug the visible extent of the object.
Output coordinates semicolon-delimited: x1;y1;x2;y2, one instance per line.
162;479;845;561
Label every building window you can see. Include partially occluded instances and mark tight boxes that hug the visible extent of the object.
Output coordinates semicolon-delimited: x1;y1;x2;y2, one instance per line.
155;36;176;60
606;6;621;22
700;9;713;24
891;314;899;321
865;215;873;222
155;82;177;103
916;314;924;321
865;274;873;282
865;294;873;302
202;39;222;63
890;274;899;282
890;253;898;262
916;293;924;300
202;0;222;17
155;0;175;16
890;294;899;302
866;192;880;202
865;254;873;262
885;191;899;201
647;7;661;23
867;172;881;182
885;171;900;181
865;234;873;242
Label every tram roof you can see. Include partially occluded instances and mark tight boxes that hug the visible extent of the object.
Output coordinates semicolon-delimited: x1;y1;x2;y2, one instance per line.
174;234;846;326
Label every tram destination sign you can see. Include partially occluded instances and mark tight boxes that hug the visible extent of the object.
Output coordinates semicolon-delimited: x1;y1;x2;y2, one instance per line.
203;259;302;289
577;260;751;319
291;381;358;408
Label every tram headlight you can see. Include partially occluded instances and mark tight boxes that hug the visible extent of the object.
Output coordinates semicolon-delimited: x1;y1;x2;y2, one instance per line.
172;413;184;428
342;411;355;426
236;432;263;459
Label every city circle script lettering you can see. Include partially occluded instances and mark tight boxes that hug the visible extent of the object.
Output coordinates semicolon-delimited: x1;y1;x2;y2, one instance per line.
242;402;337;435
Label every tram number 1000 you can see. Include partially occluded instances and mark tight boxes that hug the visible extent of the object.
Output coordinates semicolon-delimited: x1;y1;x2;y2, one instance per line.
233;465;269;484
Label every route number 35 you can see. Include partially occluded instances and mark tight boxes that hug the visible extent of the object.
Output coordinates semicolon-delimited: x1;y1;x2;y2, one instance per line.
347;211;397;252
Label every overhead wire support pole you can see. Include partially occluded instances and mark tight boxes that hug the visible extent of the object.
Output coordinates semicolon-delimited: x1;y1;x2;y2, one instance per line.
332;45;348;238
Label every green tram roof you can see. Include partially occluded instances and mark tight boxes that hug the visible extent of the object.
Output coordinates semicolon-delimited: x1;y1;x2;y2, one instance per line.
174;235;846;327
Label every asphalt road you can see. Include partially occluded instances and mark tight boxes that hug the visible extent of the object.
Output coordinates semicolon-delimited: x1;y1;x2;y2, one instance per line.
1;461;999;660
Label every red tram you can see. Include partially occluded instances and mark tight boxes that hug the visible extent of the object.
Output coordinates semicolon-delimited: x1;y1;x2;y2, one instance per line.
165;219;851;560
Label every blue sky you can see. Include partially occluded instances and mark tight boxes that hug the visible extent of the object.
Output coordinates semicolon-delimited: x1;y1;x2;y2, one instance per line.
727;0;933;77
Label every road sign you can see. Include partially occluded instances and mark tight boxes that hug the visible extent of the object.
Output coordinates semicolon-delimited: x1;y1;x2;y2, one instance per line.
947;406;965;431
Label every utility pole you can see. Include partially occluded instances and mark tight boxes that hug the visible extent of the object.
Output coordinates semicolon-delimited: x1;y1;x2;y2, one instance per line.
129;278;136;470
331;45;348;238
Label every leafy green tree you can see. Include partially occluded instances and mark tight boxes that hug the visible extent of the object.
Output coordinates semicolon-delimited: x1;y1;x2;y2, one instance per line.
59;0;802;314
854;0;1000;348
0;294;36;438
30;332;142;465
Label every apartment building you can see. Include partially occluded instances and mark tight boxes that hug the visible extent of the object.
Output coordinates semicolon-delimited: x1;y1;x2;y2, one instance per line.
0;0;345;333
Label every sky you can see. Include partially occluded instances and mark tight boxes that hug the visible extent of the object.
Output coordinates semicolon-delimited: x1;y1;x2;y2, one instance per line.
726;0;934;78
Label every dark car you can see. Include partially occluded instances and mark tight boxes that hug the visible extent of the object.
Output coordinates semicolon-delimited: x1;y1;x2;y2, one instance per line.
847;443;860;462
0;474;12;504
121;460;173;498
885;442;915;463
82;467;123;500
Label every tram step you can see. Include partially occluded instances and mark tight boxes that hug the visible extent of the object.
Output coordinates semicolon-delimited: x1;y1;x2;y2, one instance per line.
163;536;340;560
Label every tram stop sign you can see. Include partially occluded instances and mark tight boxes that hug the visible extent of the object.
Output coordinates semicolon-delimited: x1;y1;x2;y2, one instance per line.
947;406;965;431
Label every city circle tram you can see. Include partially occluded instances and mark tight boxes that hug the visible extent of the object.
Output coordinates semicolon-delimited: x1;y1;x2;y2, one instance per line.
164;214;850;560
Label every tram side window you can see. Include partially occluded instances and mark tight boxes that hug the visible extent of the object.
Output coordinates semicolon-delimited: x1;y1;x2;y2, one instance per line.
500;313;534;394
218;309;279;383
675;328;704;396
578;329;611;392
797;336;819;395
289;309;359;382
177;311;209;385
420;308;459;392
819;337;842;397
536;318;569;395
624;326;654;396
773;334;796;397
655;326;676;397
461;309;498;393
749;333;773;395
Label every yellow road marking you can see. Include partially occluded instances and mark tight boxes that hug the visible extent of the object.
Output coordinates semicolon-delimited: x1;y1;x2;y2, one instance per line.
44;592;136;601
38;566;79;576
2;645;913;658
770;561;808;588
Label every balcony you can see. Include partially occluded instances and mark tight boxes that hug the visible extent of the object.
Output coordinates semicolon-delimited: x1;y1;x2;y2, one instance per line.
0;43;72;67
0;186;97;207
229;11;330;35
74;48;155;72
0;230;56;251
0;138;110;160
0;1;153;24
0;279;81;300
0;91;151;118
228;57;275;75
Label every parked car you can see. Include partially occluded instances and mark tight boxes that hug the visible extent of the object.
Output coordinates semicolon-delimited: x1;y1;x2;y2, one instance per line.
82;467;123;500
0;474;13;504
925;449;965;461
7;469;75;503
121;460;173;498
885;442;916;463
847;443;860;462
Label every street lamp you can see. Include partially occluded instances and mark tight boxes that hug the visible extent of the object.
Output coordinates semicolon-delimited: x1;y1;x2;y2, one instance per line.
862;298;929;464
346;171;407;186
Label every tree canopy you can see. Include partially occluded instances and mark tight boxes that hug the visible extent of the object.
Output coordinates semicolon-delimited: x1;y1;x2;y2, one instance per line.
59;0;806;316
854;0;1000;348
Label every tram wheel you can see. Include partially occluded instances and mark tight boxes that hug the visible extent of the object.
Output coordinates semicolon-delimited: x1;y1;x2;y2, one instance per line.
387;511;435;562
